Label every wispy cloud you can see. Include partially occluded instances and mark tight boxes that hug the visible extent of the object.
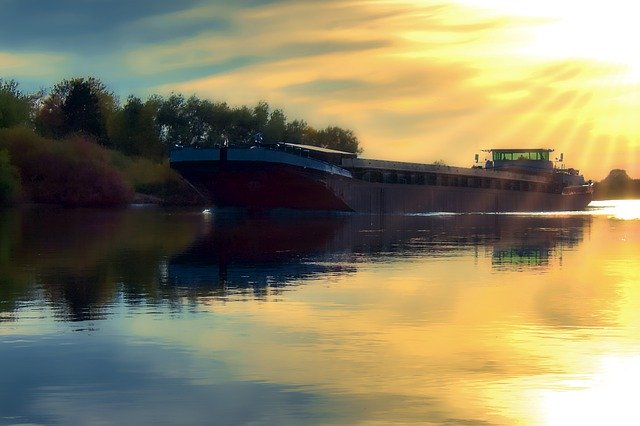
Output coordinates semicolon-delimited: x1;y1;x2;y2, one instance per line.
0;51;68;77
0;0;204;53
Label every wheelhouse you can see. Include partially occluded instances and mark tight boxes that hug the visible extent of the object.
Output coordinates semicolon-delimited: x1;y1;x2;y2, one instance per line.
485;148;554;173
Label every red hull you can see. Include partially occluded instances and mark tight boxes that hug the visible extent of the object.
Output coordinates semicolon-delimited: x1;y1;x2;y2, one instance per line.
173;161;592;213
175;162;352;211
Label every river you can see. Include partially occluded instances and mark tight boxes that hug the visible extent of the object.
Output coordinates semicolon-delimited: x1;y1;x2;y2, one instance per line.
1;200;639;425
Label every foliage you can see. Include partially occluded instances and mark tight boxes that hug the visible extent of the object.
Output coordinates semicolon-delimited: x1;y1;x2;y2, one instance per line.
1;75;364;206
0;79;32;129
593;169;640;199
0;127;133;206
154;95;362;152
35;77;116;146
109;152;205;205
312;126;362;153
284;119;312;145
0;149;21;205
264;108;287;143
6;75;363;157
109;96;165;160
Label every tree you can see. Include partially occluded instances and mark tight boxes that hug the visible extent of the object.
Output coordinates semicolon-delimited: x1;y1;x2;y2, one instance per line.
263;109;286;143
227;105;257;144
156;93;190;147
35;77;116;146
109;96;164;160
253;101;270;135
62;80;107;143
204;101;232;146
34;92;65;138
284;119;312;145
0;79;32;129
310;126;362;153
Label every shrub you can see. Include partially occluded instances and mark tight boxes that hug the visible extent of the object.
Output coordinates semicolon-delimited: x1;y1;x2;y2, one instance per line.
109;151;206;205
0;127;133;207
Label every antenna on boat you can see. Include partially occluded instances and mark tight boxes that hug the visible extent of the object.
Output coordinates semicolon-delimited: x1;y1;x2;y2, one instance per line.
475;154;479;163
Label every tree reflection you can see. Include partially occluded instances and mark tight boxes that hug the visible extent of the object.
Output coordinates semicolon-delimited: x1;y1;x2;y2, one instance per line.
0;207;205;320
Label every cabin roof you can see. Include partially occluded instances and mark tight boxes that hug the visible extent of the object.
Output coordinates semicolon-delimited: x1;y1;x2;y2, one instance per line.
282;143;357;157
485;148;554;153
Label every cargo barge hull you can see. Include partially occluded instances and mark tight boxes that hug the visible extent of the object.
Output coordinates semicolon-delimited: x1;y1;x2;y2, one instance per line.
171;146;593;214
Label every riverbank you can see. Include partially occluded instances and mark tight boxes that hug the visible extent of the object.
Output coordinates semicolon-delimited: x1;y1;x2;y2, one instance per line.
0;127;206;207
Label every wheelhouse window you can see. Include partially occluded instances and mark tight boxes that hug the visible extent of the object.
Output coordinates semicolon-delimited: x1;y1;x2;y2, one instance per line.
492;150;551;161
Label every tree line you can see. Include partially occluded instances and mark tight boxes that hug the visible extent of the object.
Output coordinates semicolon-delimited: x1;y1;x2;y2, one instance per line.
0;77;362;162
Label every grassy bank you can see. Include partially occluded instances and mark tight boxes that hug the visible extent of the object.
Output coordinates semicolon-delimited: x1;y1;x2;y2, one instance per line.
0;127;204;207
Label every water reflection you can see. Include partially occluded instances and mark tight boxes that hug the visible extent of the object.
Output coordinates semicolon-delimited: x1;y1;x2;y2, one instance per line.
167;213;589;289
0;207;206;320
0;208;591;319
3;204;640;425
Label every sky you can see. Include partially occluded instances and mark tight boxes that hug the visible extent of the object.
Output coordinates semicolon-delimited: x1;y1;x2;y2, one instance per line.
1;0;639;179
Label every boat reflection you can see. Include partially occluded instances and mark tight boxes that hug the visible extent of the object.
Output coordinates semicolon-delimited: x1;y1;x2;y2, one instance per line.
166;213;357;293
166;212;589;290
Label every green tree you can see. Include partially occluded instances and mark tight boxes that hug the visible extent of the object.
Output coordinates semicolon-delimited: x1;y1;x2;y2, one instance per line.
0;79;32;129
263;108;286;143
204;101;232;146
34;92;65;138
110;96;164;160
253;100;270;135
184;96;218;147
35;77;116;146
156;93;190;147
227;105;257;144
284;119;312;145
310;126;362;153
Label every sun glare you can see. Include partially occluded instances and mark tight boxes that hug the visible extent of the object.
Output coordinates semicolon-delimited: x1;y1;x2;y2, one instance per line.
589;200;640;220
457;0;640;81
540;356;640;425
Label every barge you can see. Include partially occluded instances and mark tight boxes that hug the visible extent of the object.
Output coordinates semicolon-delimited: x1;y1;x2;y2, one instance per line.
170;143;593;213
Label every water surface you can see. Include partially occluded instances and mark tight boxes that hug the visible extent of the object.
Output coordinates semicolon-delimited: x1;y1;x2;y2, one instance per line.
1;201;639;425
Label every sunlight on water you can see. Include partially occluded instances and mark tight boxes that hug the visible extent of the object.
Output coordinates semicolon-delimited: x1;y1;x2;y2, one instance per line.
539;355;640;425
588;199;640;220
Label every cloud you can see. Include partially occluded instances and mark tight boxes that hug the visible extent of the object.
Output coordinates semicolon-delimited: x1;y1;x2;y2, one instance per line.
0;0;206;53
0;51;68;77
124;1;392;76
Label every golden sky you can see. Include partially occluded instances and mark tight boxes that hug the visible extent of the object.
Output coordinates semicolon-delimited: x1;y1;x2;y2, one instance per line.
2;0;639;179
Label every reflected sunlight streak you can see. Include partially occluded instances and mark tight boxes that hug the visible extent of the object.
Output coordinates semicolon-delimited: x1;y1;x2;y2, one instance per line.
588;200;640;220
540;356;640;426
